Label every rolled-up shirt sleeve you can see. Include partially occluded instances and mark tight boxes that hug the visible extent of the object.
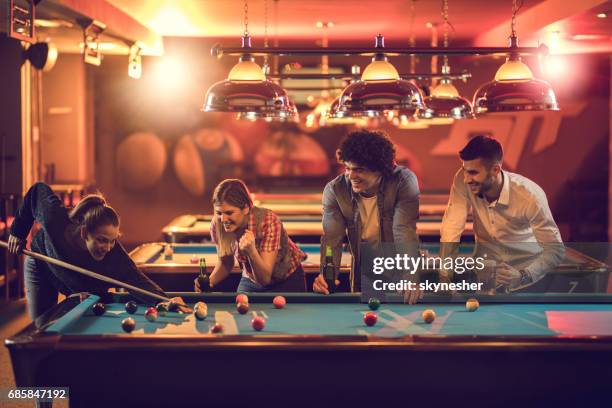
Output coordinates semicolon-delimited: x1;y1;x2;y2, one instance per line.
441;169;471;244
522;190;565;283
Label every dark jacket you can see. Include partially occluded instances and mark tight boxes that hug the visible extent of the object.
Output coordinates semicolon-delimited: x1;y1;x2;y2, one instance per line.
10;183;166;303
321;166;420;291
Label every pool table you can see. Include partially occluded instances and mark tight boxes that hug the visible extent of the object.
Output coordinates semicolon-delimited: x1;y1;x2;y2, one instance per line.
6;292;612;407
161;213;474;243
129;242;610;294
249;192;452;216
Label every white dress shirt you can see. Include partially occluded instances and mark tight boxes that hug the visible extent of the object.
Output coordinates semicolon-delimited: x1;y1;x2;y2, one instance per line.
441;169;564;286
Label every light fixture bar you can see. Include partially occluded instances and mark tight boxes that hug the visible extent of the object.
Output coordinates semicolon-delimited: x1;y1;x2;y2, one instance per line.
212;44;548;58
270;72;471;81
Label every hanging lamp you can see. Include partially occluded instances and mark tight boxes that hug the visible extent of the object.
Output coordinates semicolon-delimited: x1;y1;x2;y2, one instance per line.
331;34;424;119
419;0;473;123
202;0;297;120
473;0;559;114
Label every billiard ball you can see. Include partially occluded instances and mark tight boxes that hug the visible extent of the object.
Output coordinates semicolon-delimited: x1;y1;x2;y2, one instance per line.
422;309;436;324
211;323;223;334
144;307;158;322
466;298;480;312
194;301;207;310
236;302;249;315
236;294;249;304
156;302;168;316
125;301;138;314
92;302;106;316
121;317;136;333
251;316;265;331
190;255;200;264
273;296;286;309
364;312;378;327
194;305;208;321
368;297;381;311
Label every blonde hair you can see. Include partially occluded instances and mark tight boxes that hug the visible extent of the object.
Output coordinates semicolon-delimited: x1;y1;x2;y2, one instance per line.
212;179;253;256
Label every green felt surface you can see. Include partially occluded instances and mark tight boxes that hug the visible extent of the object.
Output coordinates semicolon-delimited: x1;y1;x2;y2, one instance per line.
46;295;612;337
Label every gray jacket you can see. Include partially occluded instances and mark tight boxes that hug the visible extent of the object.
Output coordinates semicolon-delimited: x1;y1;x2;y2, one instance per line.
320;166;420;291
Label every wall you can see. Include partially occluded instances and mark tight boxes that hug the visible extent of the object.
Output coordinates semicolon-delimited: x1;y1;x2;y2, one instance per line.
90;37;610;246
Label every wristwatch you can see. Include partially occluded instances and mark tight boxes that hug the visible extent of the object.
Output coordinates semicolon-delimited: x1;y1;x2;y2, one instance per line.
518;269;533;286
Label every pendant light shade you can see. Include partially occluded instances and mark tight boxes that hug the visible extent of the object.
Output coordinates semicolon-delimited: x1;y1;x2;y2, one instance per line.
332;35;425;119
203;34;297;121
473;35;559;114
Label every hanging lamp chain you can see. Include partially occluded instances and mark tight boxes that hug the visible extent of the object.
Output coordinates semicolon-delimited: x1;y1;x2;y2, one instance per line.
243;0;249;36
408;0;416;75
442;0;449;68
264;0;269;66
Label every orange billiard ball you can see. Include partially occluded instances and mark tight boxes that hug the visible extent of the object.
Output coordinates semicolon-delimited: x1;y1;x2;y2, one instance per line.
466;298;480;312
422;309;436;324
273;296;286;309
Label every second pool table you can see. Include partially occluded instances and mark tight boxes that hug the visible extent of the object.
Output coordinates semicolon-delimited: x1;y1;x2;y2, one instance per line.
129;242;609;294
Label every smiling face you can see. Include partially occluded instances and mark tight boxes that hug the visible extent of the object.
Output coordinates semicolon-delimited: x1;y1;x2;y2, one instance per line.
214;202;250;233
81;224;120;261
462;158;501;196
344;161;382;195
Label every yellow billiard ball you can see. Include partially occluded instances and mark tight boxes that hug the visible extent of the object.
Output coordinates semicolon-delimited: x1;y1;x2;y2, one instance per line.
422;309;436;324
466;298;480;312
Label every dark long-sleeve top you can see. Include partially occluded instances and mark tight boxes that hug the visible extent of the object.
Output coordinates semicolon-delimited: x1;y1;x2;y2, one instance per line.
10;183;167;303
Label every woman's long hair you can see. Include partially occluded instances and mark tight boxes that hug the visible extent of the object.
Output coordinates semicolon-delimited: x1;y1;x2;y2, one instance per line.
68;194;119;234
212;179;253;256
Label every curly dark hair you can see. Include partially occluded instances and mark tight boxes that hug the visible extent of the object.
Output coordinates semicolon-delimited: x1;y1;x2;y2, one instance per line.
337;130;396;176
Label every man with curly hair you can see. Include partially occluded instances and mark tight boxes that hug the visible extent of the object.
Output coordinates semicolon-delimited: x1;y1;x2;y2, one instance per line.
313;130;421;302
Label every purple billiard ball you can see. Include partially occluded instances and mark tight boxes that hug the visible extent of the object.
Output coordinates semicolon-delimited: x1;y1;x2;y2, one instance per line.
92;302;106;316
125;301;138;314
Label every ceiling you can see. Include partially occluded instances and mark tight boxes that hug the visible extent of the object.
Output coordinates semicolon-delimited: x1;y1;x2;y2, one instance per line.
105;0;611;51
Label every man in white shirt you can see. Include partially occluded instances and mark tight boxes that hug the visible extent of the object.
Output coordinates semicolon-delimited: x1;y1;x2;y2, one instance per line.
441;135;564;291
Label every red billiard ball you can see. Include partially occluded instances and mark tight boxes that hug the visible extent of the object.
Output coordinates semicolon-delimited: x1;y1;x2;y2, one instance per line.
211;323;223;333
236;302;249;315
422;309;436;324
236;294;249;304
273;296;286;309
121;317;136;333
190;255;200;264
251;316;265;331
364;312;378;327
144;307;158;322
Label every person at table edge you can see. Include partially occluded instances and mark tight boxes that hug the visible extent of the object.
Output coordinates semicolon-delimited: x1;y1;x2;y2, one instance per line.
440;135;565;291
313;130;421;300
195;179;307;293
7;182;170;320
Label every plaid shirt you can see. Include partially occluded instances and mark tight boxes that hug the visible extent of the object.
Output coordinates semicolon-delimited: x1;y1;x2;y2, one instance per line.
210;209;305;282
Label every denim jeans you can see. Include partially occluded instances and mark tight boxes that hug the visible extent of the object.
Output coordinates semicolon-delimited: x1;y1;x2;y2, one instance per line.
24;255;60;320
236;265;306;293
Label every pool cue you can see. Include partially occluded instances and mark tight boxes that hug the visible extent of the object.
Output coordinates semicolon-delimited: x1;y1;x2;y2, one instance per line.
0;240;192;311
